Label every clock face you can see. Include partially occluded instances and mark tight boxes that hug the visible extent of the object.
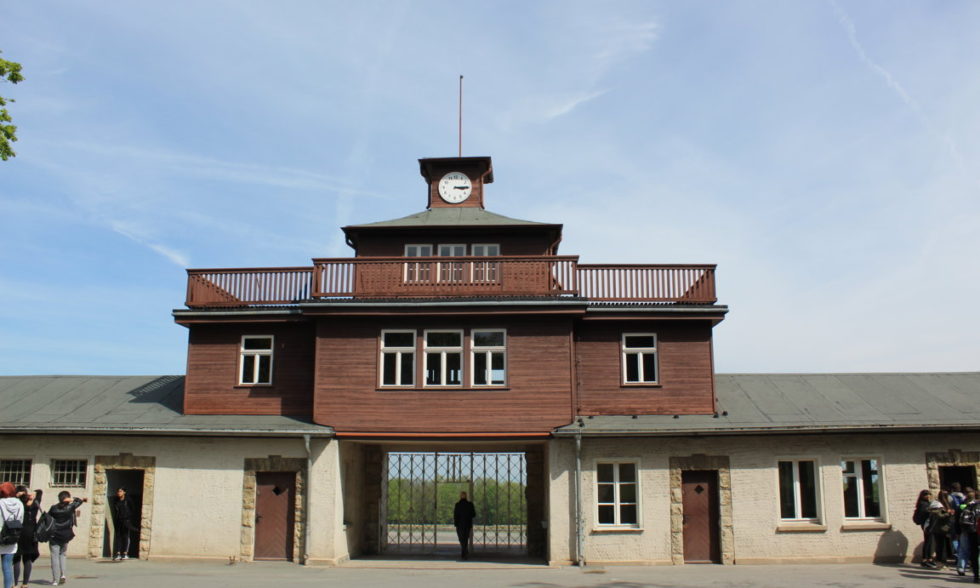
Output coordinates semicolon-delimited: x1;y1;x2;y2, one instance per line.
438;171;472;204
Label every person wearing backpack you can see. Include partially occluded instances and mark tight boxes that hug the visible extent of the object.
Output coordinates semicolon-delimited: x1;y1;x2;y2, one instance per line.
915;489;936;566
0;482;25;588
12;487;41;588
956;488;977;576
47;491;86;586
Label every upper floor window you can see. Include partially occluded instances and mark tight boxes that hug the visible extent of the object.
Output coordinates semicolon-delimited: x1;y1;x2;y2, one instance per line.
51;459;88;488
0;459;31;486
438;244;466;256
842;458;882;519
381;330;416;386
239;336;273;385
424;330;463;386
778;459;819;521
472;329;506;386
622;333;658;384
405;244;433;257
596;461;639;527
471;244;500;256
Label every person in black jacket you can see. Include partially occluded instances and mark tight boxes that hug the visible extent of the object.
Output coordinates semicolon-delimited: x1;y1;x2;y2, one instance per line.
110;487;136;561
453;492;476;560
47;491;86;586
13;487;41;588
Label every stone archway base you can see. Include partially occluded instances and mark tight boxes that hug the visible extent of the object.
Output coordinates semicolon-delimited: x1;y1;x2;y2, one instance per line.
90;454;156;560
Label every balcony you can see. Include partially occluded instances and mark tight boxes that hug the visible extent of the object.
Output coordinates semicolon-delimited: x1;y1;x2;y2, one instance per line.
184;256;716;308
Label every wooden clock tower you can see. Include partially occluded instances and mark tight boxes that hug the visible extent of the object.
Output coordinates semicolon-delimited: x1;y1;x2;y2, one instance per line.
419;156;494;209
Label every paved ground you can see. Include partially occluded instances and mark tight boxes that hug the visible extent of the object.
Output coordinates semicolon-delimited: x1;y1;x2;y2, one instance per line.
16;557;978;588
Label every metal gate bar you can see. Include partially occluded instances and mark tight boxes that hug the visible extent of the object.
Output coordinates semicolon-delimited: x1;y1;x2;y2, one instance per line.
382;451;527;556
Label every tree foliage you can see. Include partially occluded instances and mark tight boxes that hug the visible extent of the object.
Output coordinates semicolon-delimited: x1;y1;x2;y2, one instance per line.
0;50;25;161
386;477;526;526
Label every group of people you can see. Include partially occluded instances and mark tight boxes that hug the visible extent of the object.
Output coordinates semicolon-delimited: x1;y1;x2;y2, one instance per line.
0;482;136;588
915;483;980;583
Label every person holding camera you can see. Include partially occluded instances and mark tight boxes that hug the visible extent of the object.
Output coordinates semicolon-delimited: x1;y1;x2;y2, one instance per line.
47;492;86;586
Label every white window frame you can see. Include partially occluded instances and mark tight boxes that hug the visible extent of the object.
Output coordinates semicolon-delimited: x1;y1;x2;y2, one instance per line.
423;329;464;387
437;244;466;283
437;244;466;256
471;329;507;386
51;459;88;488
777;458;822;522
0;458;32;487
404;244;433;257
239;335;274;385
622;333;659;384
380;329;416;387
841;457;884;520
471;244;500;256
594;459;641;528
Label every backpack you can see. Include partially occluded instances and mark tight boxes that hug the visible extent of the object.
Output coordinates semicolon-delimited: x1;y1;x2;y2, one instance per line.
913;506;928;526
34;512;55;543
0;516;23;546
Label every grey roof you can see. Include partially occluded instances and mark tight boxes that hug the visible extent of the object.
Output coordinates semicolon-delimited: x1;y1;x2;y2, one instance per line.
0;376;333;437
344;207;559;229
555;372;980;437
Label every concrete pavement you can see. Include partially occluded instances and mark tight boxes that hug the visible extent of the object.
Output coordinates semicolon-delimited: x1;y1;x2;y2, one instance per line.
20;557;973;587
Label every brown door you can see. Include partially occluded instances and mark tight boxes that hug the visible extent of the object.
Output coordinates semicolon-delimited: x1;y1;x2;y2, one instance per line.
254;472;295;561
681;470;720;563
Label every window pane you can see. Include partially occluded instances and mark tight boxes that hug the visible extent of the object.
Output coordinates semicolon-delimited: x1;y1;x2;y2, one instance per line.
426;353;442;385
778;461;795;519
243;337;272;350
597;483;615;503
474;353;487;385
384;332;414;347
842;460;855;474
598;505;615;525
242;355;256;383
597;463;615;483
843;477;859;518
257;355;271;383
490;352;505;385
400;352;414;385
624;335;655;348
619;463;636;482
473;331;504;347
446;353;461;385
427;331;461;347
798;461;817;519
642;353;657;382
625;354;639;382
862;460;881;518
620;504;638;525
383;354;397;385
620;483;636;503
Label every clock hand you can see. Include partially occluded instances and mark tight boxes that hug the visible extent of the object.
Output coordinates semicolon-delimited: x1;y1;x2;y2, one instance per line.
454;186;468;190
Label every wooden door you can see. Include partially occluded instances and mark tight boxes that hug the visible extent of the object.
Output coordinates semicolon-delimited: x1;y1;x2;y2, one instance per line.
254;472;295;561
681;470;720;563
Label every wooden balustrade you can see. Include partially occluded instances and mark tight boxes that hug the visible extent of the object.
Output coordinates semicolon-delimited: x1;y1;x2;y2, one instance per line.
185;259;715;307
577;264;716;303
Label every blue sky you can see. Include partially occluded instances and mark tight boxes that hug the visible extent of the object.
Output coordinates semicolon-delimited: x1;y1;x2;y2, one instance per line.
2;1;978;376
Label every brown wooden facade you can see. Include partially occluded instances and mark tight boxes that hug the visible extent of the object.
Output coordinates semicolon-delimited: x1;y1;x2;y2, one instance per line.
174;156;727;433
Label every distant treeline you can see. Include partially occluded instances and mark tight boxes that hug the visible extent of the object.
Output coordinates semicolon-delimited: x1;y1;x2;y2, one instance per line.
386;477;526;525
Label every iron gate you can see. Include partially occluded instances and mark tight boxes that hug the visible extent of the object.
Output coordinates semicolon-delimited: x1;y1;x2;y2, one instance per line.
381;452;527;555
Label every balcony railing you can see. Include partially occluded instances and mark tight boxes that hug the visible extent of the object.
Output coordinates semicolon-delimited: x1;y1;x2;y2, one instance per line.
185;257;716;308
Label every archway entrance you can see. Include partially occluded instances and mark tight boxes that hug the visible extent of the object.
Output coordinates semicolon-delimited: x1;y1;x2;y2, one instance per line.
381;451;527;557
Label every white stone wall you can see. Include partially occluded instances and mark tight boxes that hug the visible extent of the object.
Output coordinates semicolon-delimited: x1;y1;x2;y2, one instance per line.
0;435;342;563
549;432;980;565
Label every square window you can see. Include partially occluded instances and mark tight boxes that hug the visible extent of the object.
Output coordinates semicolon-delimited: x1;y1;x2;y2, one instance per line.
0;459;31;486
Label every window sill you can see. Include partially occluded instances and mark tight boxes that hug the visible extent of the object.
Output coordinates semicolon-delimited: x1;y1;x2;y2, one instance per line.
591;526;643;534
234;384;275;389
841;521;891;532
776;522;827;533
620;383;662;388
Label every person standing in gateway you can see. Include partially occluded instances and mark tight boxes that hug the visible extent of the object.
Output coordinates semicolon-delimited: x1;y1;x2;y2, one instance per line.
110;487;136;561
453;491;476;560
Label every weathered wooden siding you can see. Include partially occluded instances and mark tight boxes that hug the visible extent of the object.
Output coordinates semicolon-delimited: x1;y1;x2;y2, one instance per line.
312;317;575;433
575;321;715;415
184;323;315;416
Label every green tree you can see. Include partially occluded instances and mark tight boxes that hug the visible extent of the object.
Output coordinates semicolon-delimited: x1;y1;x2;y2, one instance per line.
0;50;25;161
